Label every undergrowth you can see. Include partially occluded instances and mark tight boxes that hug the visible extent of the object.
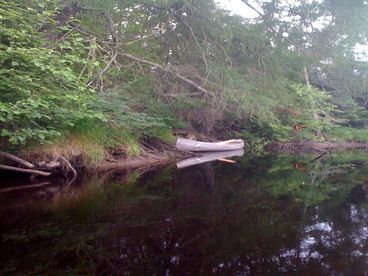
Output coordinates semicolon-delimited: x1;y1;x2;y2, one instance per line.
327;127;368;142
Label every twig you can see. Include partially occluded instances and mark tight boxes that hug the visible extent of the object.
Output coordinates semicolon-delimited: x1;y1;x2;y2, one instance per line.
0;164;51;176
311;151;328;162
60;156;77;186
0;151;35;168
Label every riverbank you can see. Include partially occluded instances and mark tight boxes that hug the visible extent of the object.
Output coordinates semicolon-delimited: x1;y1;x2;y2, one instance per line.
0;138;189;179
2;137;368;178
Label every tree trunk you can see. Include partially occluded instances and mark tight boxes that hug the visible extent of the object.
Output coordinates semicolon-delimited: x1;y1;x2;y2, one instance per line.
304;65;311;87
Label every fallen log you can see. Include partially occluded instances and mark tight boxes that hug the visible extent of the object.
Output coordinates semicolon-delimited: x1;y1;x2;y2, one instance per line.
0;164;51;176
37;161;61;170
0;151;35;168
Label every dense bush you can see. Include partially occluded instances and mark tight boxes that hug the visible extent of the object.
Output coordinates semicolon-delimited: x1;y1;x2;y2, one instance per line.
0;0;104;145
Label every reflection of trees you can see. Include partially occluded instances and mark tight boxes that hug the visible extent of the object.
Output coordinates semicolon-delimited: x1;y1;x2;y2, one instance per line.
264;151;368;207
2;152;368;274
278;196;368;274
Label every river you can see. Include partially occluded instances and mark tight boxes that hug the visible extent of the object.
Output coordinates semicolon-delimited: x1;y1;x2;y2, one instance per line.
1;150;368;274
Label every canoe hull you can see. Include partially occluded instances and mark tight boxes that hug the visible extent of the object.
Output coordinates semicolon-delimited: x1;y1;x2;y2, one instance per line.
176;138;244;152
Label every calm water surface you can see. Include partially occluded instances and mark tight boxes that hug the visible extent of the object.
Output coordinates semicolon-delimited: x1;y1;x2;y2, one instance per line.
1;151;368;275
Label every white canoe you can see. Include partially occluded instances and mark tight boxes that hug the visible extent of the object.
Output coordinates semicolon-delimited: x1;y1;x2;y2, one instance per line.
176;149;244;169
176;138;244;152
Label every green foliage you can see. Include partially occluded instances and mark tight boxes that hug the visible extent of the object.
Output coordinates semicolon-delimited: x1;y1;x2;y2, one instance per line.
3;0;368;153
92;90;174;138
284;85;336;139
0;0;104;146
327;126;368;142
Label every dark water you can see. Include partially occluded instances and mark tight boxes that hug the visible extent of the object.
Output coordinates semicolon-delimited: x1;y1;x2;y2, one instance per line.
2;151;368;275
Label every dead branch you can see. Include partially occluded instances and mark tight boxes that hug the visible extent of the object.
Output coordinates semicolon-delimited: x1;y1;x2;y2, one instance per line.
311;151;328;162
119;52;214;97
98;12;120;82
241;0;263;17
37;161;61;171
0;164;51;176
85;9;213;97
0;151;35;168
172;10;208;76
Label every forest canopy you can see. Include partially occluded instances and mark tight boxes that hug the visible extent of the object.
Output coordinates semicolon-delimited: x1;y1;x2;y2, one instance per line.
1;0;368;150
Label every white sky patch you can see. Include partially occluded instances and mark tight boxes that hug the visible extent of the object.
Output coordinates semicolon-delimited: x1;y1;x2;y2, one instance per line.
216;0;260;18
217;0;368;60
354;43;368;61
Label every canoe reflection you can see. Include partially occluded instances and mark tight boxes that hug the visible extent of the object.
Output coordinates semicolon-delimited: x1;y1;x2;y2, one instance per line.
176;149;244;169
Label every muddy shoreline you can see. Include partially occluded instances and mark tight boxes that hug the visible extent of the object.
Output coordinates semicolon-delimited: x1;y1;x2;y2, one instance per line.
0;139;188;178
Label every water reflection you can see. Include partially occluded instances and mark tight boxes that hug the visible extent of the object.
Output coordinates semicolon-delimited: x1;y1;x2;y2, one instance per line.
176;149;244;168
1;151;368;274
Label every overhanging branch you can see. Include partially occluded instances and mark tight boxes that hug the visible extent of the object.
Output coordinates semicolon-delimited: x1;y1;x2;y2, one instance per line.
119;52;214;97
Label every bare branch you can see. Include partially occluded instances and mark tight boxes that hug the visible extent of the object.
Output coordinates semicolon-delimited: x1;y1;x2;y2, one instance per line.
98;12;120;83
171;10;208;76
119;52;214;97
241;0;263;17
101;11;118;44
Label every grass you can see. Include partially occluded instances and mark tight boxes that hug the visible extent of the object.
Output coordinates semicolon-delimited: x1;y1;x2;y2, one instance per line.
148;127;176;144
327;126;368;142
25;119;142;166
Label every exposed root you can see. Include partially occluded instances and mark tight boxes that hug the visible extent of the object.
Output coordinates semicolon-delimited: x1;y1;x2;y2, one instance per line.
60;155;77;186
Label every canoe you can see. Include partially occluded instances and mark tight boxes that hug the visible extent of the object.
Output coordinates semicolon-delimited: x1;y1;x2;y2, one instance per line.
176;138;244;152
176;149;244;169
